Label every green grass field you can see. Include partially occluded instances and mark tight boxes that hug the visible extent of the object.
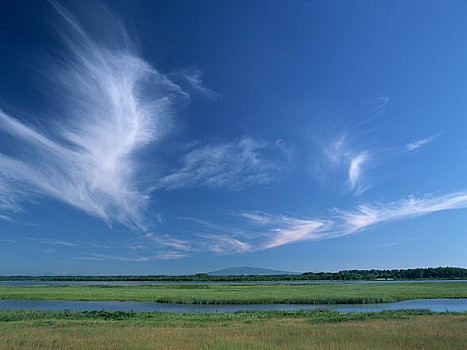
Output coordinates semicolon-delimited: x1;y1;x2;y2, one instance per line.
0;310;465;349
0;282;466;304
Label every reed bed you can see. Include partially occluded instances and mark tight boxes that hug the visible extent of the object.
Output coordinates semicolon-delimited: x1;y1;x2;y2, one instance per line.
0;282;465;304
153;296;397;304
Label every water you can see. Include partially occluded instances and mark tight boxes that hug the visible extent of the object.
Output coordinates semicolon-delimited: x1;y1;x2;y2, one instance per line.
1;280;466;286
0;299;466;313
0;281;160;286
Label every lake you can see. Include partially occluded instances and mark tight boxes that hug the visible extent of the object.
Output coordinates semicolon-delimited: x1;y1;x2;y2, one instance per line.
0;298;466;313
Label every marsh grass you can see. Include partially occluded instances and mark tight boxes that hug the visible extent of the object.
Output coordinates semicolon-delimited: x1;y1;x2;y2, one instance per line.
0;310;465;349
0;309;457;324
153;295;397;304
0;282;465;304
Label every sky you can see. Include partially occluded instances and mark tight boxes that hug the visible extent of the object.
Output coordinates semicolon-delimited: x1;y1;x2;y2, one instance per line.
0;0;466;275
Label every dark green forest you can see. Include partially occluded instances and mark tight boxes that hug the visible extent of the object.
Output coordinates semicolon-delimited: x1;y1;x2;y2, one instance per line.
1;267;466;282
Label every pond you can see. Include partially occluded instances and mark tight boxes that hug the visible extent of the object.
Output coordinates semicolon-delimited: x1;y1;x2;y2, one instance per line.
0;298;466;313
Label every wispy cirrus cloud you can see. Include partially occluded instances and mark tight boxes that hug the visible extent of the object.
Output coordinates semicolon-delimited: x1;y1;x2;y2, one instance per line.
79;251;187;261
406;133;442;152
348;152;369;194
262;217;330;249
144;232;192;251
239;212;272;226
172;217;252;254
0;213;14;223
0;3;194;228
234;190;467;250
336;191;467;234
16;190;467;258
76;230;250;261
310;97;393;195
157;138;290;191
24;237;80;247
169;68;220;100
184;212;330;253
0;4;290;230
318;134;370;195
194;233;252;254
0;176;30;216
322;134;348;166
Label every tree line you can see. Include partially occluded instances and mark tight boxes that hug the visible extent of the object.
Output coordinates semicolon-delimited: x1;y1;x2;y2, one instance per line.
1;267;466;282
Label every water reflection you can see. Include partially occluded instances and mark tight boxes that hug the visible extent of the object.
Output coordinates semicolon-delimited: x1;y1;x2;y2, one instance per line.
0;299;466;313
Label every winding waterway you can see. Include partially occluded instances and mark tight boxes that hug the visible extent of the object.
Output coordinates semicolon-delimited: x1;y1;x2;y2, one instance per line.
0;298;466;313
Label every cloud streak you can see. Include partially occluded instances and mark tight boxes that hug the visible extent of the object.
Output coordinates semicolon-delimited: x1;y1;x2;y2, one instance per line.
406;133;441;152
146;190;467;255
24;237;80;247
311;97;394;195
336;191;467;234
169;68;220;100
237;191;467;250
144;233;192;251
194;233;252;254
315;133;372;195
80;251;187;261
348;152;369;193
157;138;290;191
263;218;330;249
0;5;289;230
0;4;190;227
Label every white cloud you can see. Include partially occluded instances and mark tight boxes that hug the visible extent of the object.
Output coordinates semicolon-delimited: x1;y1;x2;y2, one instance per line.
25;237;80;247
263;217;330;249
238;191;467;250
406;133;441;152
195;233;252;254
336;191;467;234
0;175;30;214
158;137;290;191
239;212;331;249
238;212;272;225
170;68;220;100
81;251;187;261
0;214;13;222
348;152;369;193
323;134;347;166
311;97;392;193
0;5;288;227
314;134;371;195
0;4;187;228
144;232;191;251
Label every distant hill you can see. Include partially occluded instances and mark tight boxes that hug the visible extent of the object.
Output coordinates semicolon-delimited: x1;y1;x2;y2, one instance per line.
206;266;299;276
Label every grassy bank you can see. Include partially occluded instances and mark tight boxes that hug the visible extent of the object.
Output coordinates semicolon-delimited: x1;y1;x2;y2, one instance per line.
0;282;466;304
0;309;463;325
0;310;465;349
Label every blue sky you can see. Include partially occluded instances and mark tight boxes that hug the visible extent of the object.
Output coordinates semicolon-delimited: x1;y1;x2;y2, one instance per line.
0;0;466;275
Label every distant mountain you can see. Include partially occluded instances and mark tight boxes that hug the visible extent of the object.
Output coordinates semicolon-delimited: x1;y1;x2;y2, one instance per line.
206;266;299;276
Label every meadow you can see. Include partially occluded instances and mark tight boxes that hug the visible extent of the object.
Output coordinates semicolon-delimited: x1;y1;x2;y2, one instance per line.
0;310;466;349
0;282;466;304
